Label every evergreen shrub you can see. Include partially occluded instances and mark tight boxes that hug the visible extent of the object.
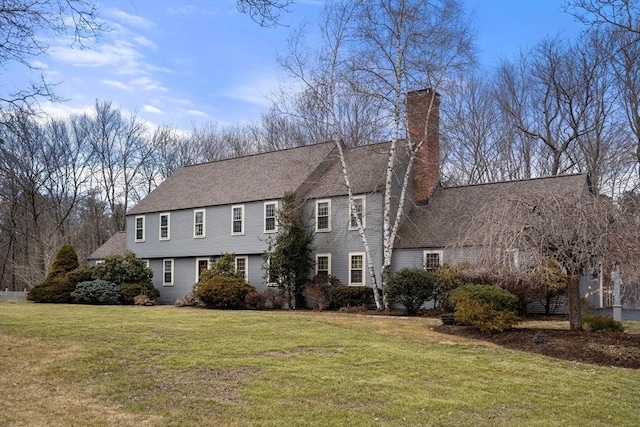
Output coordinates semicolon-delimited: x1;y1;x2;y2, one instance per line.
385;268;435;315
582;314;624;332
450;284;520;334
71;280;121;304
196;276;256;309
330;286;374;309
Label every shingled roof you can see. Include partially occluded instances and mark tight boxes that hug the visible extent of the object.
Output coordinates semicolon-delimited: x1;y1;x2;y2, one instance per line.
87;231;128;260
128;141;400;215
128;142;337;215
396;174;590;249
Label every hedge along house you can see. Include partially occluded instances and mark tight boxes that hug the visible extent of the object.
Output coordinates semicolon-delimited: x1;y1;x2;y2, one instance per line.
90;89;599;308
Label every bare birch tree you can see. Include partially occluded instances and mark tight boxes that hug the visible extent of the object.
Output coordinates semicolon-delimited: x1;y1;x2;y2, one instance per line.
280;0;475;309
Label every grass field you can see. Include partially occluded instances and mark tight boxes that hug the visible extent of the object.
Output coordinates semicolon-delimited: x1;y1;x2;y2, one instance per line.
1;303;639;426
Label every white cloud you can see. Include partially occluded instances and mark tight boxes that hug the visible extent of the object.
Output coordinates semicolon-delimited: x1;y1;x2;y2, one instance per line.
102;79;129;90
109;9;156;30
143;105;163;114
131;76;168;92
223;73;281;107
30;60;48;70
133;36;157;49
186;109;210;118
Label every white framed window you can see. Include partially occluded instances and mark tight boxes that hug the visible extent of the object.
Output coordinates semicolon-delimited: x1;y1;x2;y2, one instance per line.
195;257;210;282
135;215;145;242
163;258;174;286
349;252;365;286
159;212;170;240
264;201;278;233
141;259;150;268
349;195;366;230
194;209;206;238
316;254;331;277
232;205;245;235
316;199;331;232
235;256;248;281
95;260;105;265
423;250;443;272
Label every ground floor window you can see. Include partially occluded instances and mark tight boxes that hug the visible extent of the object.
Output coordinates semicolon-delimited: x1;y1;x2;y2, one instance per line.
316;254;331;277
235;256;248;281
163;259;174;286
196;258;210;282
349;253;364;286
423;250;443;272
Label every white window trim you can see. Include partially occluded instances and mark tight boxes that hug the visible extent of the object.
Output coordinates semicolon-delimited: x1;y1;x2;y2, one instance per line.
235;256;248;281
163;258;174;287
265;257;278;287
349;195;366;230
195;257;210;282
95;260;105;265
159;212;170;241
231;205;245;236
141;259;149;268
423;250;443;272
316;253;332;276
264;201;279;234
135;215;145;242
349;252;366;286
194;209;206;239
315;199;331;232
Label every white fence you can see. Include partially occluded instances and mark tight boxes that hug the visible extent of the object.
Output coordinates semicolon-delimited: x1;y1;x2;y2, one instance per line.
0;289;28;302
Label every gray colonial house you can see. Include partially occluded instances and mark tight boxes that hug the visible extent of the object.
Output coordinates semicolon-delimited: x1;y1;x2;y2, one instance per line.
90;90;596;306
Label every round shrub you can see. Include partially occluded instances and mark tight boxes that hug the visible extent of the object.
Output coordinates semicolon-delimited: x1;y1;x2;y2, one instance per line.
450;284;520;334
330;286;374;309
195;276;256;309
385;268;435;315
92;252;153;287
120;282;160;305
71;280;120;305
450;284;519;312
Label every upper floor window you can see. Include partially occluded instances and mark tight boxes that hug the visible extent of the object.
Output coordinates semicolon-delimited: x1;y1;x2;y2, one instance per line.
235;256;248;281
163;258;174;286
316;199;331;232
194;209;206;238
135;216;145;242
232;205;244;235
423;250;443;273
349;253;365;286
159;213;170;240
264;201;278;233
316;254;331;277
349;196;366;230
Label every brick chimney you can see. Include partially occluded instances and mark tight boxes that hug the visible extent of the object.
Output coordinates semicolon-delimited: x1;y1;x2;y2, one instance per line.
407;88;440;204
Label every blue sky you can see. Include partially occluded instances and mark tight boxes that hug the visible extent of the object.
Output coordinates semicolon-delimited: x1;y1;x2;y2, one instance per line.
11;0;584;131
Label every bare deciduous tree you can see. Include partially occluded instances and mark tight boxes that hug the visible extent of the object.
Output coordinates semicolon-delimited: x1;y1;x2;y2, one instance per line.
462;190;640;330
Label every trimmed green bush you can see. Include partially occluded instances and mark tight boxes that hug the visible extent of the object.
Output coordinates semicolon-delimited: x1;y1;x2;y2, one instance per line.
199;253;242;283
450;284;519;312
450;285;520;334
120;282;160;305
582;314;624;332
92;252;153;287
385;268;435;315
71;280;121;305
330;286;374;309
196;276;256;309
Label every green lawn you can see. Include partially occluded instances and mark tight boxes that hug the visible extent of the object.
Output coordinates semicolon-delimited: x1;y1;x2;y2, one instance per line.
1;303;639;426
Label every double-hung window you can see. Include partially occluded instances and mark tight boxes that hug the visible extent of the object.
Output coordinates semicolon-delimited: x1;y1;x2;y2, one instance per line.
316;199;331;232
194;209;206;238
264;201;278;233
349;253;365;286
235;256;248;281
159;213;170;240
232;205;244;235
135;216;145;242
196;258;210;282
163;259;174;286
316;254;331;277
349;196;366;230
423;250;442;272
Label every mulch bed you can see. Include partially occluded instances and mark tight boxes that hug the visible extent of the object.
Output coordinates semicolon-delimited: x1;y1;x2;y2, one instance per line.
434;324;640;369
